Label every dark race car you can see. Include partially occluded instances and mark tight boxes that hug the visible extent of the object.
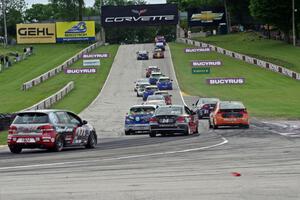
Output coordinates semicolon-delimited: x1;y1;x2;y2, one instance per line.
137;50;149;60
146;66;160;78
143;85;159;101
156;76;173;90
125;105;157;135
193;98;220;119
7;110;97;153
149;105;198;137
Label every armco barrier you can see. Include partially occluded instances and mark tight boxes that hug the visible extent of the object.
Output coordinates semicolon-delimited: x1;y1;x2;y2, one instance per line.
22;42;103;90
23;81;74;111
177;38;300;81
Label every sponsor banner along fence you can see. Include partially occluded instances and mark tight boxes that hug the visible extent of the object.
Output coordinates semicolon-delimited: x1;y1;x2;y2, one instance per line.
23;81;74;111
177;38;300;81
56;21;96;42
191;60;222;67
82;53;110;59
101;4;178;27
22;42;103;90
206;78;245;85
64;68;97;74
16;23;56;44
83;59;100;66
184;48;211;53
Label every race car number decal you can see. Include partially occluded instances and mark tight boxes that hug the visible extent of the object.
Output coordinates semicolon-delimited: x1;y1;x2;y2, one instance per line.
75;127;87;137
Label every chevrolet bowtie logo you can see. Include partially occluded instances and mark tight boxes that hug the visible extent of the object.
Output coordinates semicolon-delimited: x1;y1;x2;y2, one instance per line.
131;9;147;16
191;11;224;23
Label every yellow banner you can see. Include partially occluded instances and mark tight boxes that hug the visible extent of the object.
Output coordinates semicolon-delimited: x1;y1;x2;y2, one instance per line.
16;23;56;44
56;21;95;42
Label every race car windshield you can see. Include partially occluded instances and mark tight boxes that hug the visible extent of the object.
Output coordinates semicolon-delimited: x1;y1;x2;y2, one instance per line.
159;78;170;82
130;107;155;115
139;84;149;89
150;68;160;72
156;107;183;115
137;79;148;83
202;98;219;104
220;102;245;109
14;113;49;124
145;87;157;91
151;74;161;78
147;95;165;101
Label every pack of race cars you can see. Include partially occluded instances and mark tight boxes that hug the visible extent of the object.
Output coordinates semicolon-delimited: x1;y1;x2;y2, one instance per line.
6;35;250;153
127;35;250;137
127;63;176;136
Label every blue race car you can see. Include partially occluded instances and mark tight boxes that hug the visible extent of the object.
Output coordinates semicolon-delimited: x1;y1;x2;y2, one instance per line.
143;85;159;101
136;50;149;60
125;105;157;135
149;72;163;85
156;76;173;90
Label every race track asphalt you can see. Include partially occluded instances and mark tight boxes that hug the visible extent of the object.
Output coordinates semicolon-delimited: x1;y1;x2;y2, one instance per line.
0;44;299;200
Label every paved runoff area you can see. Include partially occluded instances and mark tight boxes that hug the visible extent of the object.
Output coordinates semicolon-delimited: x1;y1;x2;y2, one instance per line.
0;44;299;200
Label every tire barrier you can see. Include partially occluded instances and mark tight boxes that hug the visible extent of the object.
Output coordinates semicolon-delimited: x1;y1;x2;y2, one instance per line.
0;113;16;131
177;38;300;81
21;42;103;91
23;81;74;111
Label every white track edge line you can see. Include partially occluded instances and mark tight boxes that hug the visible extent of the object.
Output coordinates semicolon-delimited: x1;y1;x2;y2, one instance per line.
0;137;228;171
167;44;186;106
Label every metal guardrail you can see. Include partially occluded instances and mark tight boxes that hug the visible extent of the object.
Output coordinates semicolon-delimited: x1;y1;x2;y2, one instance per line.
177;38;300;81
23;81;74;111
21;42;103;91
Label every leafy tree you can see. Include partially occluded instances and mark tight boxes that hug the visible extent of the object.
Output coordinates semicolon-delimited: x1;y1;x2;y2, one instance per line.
167;0;223;11
95;0;146;9
49;0;85;20
0;0;26;38
249;0;299;42
24;4;56;22
226;0;253;26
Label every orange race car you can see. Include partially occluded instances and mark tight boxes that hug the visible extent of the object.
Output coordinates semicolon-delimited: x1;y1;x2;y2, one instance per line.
209;101;249;129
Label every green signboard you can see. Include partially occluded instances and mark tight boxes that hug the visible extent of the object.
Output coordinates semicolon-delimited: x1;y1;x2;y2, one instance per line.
192;67;210;74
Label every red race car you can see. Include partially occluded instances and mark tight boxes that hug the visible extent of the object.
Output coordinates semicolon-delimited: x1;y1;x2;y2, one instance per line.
7;110;97;153
145;66;160;78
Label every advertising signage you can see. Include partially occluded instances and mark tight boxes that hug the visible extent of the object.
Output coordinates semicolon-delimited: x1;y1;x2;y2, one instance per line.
188;7;226;27
16;23;56;44
101;4;179;27
56;21;96;42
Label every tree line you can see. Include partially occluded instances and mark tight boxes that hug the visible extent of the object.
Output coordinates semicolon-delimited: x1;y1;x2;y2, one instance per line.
0;0;299;43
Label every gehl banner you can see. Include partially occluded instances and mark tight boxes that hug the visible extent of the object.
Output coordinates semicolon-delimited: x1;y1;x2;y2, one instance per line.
101;4;179;27
188;7;226;27
16;23;56;44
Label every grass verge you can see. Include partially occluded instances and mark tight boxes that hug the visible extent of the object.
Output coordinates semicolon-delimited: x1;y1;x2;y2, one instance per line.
0;43;88;112
0;44;119;145
0;130;7;146
51;45;119;113
170;42;300;119
194;32;300;73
